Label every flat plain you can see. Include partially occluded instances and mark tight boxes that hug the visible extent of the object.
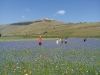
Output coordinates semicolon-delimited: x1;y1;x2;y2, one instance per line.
0;37;100;75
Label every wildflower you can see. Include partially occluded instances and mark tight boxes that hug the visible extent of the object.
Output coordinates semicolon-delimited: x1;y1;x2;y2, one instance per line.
95;71;98;75
65;70;68;74
34;64;37;67
25;74;28;75
96;62;98;65
76;68;78;70
44;55;47;59
25;60;28;63
21;66;24;69
12;66;14;68
29;70;32;74
86;71;88;72
55;68;59;70
24;70;27;72
40;55;42;58
17;67;19;69
11;70;15;73
52;68;54;71
80;68;82;71
13;68;16;71
67;67;69;69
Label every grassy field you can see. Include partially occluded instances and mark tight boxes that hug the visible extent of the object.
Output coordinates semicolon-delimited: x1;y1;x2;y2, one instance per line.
0;38;100;75
0;20;100;38
0;37;56;42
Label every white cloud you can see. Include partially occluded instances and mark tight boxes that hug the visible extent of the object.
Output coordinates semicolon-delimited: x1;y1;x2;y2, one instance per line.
53;14;56;16
26;9;29;11
53;10;66;16
57;10;65;15
22;16;25;19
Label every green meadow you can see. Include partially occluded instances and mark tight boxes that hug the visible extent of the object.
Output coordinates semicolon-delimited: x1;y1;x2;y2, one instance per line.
0;38;100;75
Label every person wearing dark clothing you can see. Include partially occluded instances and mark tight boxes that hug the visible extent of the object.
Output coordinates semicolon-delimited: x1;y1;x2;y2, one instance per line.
61;38;63;44
84;38;86;42
65;38;67;44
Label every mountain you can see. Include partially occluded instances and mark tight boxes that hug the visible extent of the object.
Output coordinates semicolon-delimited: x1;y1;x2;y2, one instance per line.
0;19;100;38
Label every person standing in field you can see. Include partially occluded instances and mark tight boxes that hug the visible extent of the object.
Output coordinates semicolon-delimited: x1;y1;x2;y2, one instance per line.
61;38;64;44
84;38;86;42
59;38;62;44
39;36;42;46
56;38;59;45
65;38;67;44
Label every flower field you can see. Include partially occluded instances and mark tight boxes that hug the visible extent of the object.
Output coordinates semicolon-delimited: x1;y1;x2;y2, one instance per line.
0;38;100;75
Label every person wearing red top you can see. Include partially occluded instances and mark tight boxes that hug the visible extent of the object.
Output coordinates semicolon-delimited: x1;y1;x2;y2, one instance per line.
39;36;42;46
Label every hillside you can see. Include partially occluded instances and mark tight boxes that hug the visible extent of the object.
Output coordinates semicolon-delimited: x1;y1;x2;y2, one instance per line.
0;19;100;38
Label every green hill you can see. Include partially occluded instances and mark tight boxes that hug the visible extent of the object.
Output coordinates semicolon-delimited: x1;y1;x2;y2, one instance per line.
0;19;100;38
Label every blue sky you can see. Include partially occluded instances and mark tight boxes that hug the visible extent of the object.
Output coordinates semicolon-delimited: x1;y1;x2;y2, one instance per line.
0;0;100;24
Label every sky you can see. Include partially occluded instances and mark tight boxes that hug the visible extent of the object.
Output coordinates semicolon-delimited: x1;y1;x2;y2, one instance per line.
0;0;100;24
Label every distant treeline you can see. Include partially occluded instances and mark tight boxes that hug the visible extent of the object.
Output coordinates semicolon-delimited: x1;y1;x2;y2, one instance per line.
10;19;53;26
10;21;33;25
